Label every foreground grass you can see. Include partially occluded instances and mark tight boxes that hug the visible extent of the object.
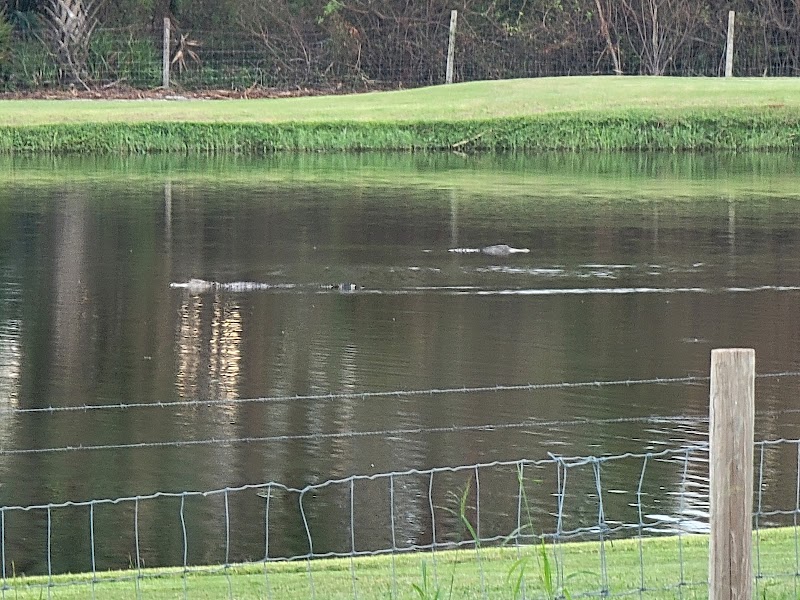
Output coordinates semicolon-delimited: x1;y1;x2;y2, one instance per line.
4;527;799;599
2;77;800;152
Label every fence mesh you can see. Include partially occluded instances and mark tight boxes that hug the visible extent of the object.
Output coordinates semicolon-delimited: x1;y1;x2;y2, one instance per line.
6;11;800;93
0;438;799;598
1;371;799;596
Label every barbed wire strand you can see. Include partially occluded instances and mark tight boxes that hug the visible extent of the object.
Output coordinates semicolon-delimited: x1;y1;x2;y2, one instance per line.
0;414;711;456
11;375;708;415
10;370;800;417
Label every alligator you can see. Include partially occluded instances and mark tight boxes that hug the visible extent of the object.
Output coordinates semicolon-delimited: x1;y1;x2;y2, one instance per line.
170;279;361;293
448;244;530;256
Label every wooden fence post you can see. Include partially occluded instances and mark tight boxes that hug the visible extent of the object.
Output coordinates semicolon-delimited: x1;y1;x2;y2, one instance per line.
162;17;171;89
709;348;754;600
725;11;735;78
446;10;458;84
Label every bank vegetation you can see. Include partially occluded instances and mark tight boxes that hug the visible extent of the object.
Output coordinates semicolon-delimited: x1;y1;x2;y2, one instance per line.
1;78;800;153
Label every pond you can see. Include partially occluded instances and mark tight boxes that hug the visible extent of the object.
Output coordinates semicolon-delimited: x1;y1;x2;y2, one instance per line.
1;152;800;574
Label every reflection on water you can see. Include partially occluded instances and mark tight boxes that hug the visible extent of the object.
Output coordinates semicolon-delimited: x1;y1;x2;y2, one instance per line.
1;153;800;573
176;294;243;400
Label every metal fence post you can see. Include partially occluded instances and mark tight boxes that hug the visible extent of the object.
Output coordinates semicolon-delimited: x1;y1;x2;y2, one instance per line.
446;10;458;84
725;11;735;78
709;348;754;600
163;17;171;89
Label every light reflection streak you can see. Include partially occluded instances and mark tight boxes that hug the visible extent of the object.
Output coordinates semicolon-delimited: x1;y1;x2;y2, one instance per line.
0;319;21;417
174;292;244;488
175;293;242;415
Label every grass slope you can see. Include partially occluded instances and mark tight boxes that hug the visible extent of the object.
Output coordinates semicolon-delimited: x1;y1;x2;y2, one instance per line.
2;77;800;152
2;528;799;599
2;77;800;125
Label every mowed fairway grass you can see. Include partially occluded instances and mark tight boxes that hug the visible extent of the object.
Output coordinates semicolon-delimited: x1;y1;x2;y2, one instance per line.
2;528;799;599
2;77;800;125
2;77;800;152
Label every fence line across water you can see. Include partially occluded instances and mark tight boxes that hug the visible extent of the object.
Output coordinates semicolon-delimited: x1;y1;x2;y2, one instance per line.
4;369;800;457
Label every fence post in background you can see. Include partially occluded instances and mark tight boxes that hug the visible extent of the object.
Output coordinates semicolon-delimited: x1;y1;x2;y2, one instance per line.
162;17;171;89
725;11;735;78
446;10;458;84
709;348;754;600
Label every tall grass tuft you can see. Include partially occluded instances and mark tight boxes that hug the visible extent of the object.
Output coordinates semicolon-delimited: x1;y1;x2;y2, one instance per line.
1;109;800;154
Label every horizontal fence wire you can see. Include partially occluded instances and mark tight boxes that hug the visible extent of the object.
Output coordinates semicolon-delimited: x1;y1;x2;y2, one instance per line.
0;439;797;598
8;370;799;416
9;374;710;414
2;371;799;456
0;415;710;456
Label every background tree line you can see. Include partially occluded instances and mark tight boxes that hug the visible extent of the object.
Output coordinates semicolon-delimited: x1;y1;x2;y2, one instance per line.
1;0;798;90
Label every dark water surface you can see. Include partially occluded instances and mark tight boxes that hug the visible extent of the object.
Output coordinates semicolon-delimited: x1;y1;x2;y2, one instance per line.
1;153;800;573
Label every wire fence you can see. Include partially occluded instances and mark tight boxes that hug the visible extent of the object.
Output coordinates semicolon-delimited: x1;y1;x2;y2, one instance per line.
0;369;798;596
6;10;800;93
0;438;798;598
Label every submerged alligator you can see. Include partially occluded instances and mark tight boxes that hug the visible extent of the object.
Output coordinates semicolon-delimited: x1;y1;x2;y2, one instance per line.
170;279;361;294
449;244;530;256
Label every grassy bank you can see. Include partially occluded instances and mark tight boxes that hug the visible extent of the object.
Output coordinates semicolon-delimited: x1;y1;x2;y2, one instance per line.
3;527;799;599
2;78;800;153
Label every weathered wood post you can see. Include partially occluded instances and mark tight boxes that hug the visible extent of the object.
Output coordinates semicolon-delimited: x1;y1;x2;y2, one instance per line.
725;11;735;78
446;10;458;84
709;348;754;600
162;17;171;89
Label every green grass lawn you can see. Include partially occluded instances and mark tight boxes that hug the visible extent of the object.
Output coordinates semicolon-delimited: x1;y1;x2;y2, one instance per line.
3;77;800;152
2;77;800;126
3;528;799;599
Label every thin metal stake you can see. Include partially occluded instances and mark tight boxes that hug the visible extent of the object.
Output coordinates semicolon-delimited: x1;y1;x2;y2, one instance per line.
180;494;188;600
263;485;273;600
593;458;609;597
515;462;528;600
636;456;649;598
428;471;439;588
552;455;567;594
299;490;316;600
134;497;142;600
795;442;800;599
46;506;52;600
755;444;766;599
349;478;358;600
1;508;5;600
677;450;689;600
389;474;397;600
224;490;233;600
90;502;97;600
474;465;486;600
